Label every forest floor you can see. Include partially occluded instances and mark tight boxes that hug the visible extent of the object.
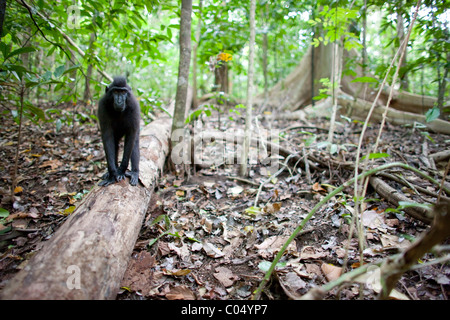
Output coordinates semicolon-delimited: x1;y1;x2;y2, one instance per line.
0;106;449;300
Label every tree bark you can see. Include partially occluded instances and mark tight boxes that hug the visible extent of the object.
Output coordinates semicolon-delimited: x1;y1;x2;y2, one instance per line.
191;0;202;109
0;115;172;300
83;30;96;103
214;62;229;93
240;0;256;177
396;3;409;91
257;41;444;121
171;0;192;135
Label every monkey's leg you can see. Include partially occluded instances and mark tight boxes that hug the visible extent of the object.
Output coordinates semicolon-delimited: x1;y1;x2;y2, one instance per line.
118;133;135;181
126;136;140;186
99;129;120;186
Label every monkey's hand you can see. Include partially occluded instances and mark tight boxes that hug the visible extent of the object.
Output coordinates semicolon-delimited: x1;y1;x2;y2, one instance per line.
125;171;139;186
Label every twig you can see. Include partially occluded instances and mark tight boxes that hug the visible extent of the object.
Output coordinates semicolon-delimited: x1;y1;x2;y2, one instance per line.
379;200;450;299
226;176;260;187
252;161;449;300
303;148;311;184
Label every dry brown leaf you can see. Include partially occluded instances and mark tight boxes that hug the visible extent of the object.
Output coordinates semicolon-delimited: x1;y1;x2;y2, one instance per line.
305;263;322;277
120;251;156;294
278;272;306;299
39;159;63;170
263;202;282;214
14;186;23;194
165;269;192;276
202;241;224;258
255;236;297;259
300;246;328;260
6;212;31;221
227;185;243;196
380;234;411;249
353;266;409;300
361;210;384;229
166;285;196;300
321;263;342;282
214;266;239;287
312;182;325;192
158;242;171;256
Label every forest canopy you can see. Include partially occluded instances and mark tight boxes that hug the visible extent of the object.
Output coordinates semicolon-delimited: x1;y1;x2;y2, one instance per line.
0;0;448;119
0;0;449;301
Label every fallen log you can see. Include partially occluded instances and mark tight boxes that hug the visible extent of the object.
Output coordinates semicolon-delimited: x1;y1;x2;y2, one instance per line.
338;94;450;135
0;114;172;300
276;95;450;136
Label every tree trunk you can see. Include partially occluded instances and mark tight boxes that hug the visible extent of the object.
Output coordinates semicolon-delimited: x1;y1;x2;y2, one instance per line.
0;115;172;300
214;62;228;93
171;0;192;137
257;42;443;120
240;0;256;177
437;49;449;111
191;0;202;109
396;4;409;91
262;32;268;100
257;43;335;110
83;31;96;103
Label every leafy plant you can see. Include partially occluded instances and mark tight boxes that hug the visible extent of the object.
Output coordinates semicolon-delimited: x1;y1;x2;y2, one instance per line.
313;78;334;100
425;106;440;123
185;104;219;124
308;5;362;51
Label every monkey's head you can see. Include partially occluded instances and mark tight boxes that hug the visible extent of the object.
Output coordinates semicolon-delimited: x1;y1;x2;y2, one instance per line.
106;76;131;112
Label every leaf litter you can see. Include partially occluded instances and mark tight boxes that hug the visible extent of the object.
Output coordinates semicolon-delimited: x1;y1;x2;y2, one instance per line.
0;111;449;300
117;115;450;300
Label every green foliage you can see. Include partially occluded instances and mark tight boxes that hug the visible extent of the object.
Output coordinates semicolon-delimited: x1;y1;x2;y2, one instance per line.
0;0;447;130
0;208;9;219
228;104;246;121
425;106;440;123
185;104;218;124
309;5;362;51
351;76;379;84
313;78;334;100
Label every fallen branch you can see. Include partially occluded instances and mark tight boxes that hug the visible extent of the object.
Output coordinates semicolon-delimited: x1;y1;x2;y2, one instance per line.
378;200;450;299
370;176;432;224
430;150;450;163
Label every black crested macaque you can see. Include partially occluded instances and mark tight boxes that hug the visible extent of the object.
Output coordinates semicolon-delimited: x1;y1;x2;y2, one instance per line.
98;76;140;186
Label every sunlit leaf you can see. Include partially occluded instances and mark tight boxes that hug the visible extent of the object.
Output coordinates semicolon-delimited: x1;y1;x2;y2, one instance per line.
425;107;440;123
